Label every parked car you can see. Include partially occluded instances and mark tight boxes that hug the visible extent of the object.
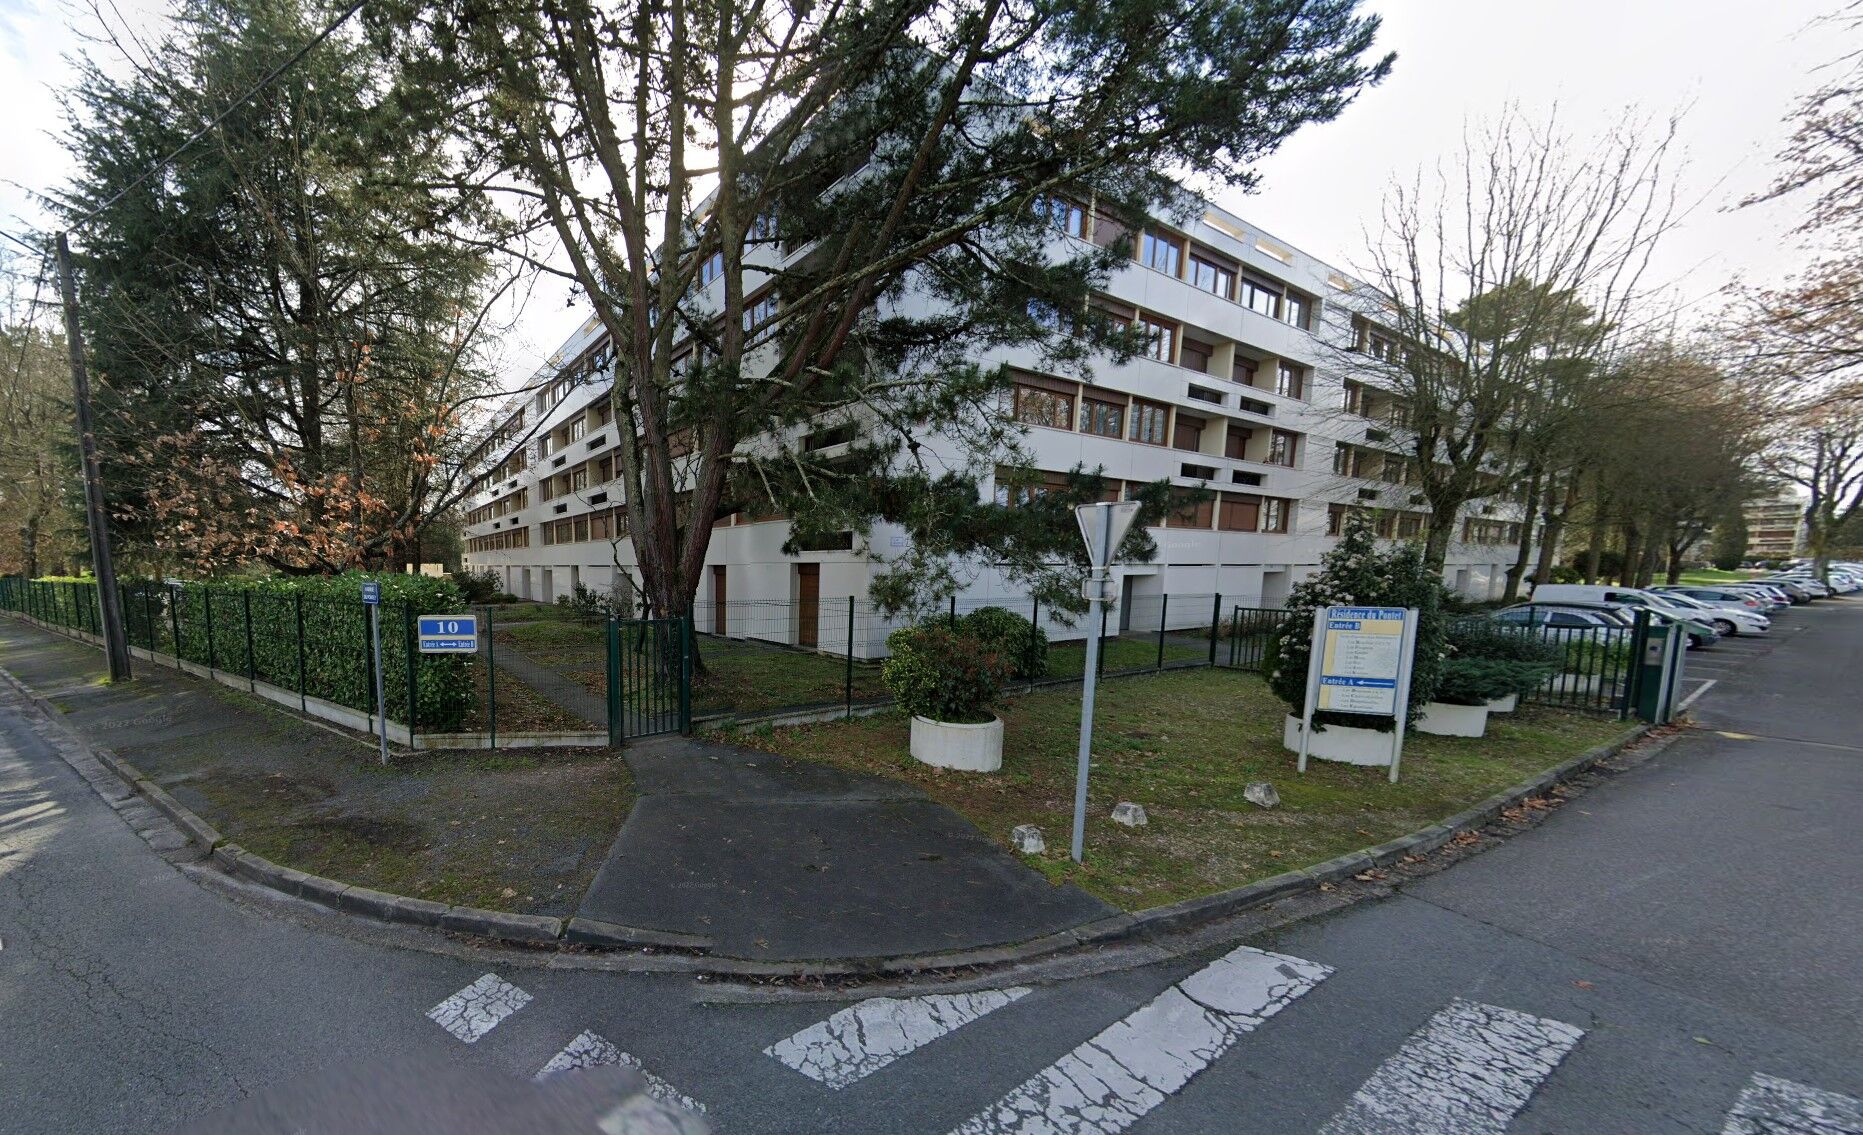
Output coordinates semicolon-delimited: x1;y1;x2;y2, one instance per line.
1646;590;1771;636
1530;583;1747;634
1722;583;1793;610
1494;600;1719;649
1645;585;1771;615
1757;578;1816;603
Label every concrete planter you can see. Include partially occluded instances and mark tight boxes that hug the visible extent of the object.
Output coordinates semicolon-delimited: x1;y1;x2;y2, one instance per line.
1282;714;1392;767
1553;673;1602;697
910;714;1003;772
1485;693;1518;713
1417;700;1490;738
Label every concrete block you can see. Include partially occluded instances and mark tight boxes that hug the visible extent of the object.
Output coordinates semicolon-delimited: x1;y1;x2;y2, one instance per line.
1010;824;1046;854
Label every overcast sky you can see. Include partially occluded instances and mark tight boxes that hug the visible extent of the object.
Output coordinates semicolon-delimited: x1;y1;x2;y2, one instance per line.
0;0;1844;386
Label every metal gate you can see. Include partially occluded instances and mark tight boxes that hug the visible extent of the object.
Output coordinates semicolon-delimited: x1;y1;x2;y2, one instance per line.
606;616;691;744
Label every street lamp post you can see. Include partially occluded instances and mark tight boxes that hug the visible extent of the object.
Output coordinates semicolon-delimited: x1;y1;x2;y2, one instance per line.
1069;500;1141;864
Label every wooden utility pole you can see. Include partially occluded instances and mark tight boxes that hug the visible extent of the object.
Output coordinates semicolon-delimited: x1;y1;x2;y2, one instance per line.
53;232;131;682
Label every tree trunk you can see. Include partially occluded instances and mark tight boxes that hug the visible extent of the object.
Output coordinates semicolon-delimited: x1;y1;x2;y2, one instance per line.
1533;475;1578;589
1501;466;1543;601
1620;524;1641;587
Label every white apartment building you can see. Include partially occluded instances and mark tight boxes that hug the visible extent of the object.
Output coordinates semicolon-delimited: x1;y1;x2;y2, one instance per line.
459;197;1528;652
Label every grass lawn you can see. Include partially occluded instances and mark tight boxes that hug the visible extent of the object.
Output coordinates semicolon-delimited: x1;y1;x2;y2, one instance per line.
1678;569;1764;585
461;663;591;733
497;619;887;718
737;668;1630;910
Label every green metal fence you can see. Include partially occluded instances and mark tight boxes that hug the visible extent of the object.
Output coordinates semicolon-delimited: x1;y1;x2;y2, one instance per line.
605;616;691;744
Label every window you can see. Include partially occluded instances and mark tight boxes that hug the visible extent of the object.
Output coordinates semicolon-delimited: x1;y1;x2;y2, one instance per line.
597;456;614;482
1027;298;1063;331
748;207;779;244
1219;493;1261;532
1012;379;1076;430
1240;271;1282;318
1261;497;1290;533
994;468;1071;507
1357;320;1400;361
1398;514;1424;539
1225;424;1252;460
1333;443;1354;476
1268;430;1298;467
1142;231;1183;276
699;251;724;287
1275;363;1305;400
744;292;778;337
1283;292;1312;330
568;418;587;442
1079;395;1125;437
569;465;589;491
1189;254;1234;299
1035;195;1085;237
1173;413;1205;452
1131;399;1168;445
1232;357;1259;387
1140;314;1177;363
1091;207;1129;251
1187;384;1222;404
573;516;590;542
1181;462;1217;480
1180;337;1215;374
1165;489;1212;529
1327;502;1348;535
1342;380;1366;415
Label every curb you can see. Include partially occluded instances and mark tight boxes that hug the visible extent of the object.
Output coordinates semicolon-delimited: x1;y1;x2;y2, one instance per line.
1;648;1654;974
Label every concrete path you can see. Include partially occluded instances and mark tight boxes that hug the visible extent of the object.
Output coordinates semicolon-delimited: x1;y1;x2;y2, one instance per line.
580;735;1116;959
488;637;609;726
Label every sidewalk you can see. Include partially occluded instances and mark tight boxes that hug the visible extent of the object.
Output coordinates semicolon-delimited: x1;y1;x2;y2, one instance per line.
0;615;1111;961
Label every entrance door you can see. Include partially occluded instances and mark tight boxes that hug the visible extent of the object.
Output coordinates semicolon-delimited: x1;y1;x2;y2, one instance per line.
796;564;820;647
1119;575;1136;633
711;565;727;635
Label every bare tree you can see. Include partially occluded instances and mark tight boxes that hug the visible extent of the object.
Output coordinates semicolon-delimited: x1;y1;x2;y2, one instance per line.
1344;106;1683;572
1762;387;1863;577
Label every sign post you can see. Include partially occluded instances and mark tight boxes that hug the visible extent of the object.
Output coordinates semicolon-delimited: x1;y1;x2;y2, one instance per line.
1296;605;1417;783
360;581;389;766
1069;500;1142;864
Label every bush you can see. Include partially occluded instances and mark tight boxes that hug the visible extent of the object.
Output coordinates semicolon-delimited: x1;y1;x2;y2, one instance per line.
1434;657;1557;705
146;572;473;731
450;568;502;604
1264;513;1450;731
1447;620;1566;667
881;625;1010;723
961;606;1048;680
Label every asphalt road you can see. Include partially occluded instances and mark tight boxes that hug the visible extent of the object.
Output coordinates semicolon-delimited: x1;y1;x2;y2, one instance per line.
0;601;1858;1134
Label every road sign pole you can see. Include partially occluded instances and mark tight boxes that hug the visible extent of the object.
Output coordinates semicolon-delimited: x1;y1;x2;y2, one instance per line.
369;603;390;765
1069;499;1141;865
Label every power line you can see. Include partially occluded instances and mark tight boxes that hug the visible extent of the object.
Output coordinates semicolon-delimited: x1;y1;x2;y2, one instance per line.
68;0;368;231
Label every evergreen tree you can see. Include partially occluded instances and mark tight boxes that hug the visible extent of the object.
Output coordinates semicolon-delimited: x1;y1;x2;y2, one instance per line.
58;0;501;574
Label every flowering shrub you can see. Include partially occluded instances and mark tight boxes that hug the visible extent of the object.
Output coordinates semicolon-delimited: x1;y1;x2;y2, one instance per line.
882;625;1011;723
1264;513;1450;730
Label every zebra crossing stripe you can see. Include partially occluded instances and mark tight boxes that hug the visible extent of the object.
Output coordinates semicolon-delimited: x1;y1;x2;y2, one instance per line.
766;987;1032;1089
948;945;1331;1134
1721;1072;1863;1135
536;1030;708;1116
426;973;532;1044
1317;999;1584;1135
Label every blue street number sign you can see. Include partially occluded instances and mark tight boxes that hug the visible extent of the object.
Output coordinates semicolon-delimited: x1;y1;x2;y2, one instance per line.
417;615;479;654
360;581;381;605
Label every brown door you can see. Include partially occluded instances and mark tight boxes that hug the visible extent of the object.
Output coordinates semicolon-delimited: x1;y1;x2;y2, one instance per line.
796;564;820;647
711;565;727;635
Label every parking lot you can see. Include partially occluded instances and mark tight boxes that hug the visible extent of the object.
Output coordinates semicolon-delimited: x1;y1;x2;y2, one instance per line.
1672;597;1830;713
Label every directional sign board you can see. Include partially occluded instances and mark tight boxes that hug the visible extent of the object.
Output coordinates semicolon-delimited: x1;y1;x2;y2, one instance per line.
417;614;479;654
1297;605;1419;782
360;581;381;606
1315;606;1408;714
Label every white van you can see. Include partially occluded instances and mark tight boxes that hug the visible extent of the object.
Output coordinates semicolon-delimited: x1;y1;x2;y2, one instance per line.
1527;584;1665;608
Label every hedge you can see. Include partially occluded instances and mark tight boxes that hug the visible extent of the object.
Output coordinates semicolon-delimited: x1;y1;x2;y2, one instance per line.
1;573;473;732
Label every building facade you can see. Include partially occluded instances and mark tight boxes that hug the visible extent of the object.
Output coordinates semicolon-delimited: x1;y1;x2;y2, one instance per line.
1743;493;1806;560
459;198;1529;653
